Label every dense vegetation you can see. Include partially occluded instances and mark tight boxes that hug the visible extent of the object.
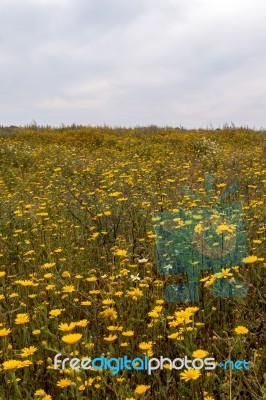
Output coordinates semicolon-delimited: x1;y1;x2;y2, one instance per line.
0;125;265;399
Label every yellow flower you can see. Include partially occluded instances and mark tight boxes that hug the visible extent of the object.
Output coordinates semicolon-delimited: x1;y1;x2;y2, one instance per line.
80;300;92;306
2;359;21;371
0;328;11;337
86;276;97;282
135;384;151;395
43;395;52;400
204;276;215;287
15;279;38;287
103;335;117;342
57;378;72;388
107;325;123;331
0;271;6;278
75;319;88;327
58;322;76;331
122;330;134;337
2;359;32;370
148;310;159;318
49;309;64;318
32;329;41;335
41;262;56;269
153;305;163;313
115;249;128;257
20;346;37;357
23;250;35;256
139;341;153;351
109;191;122;197
102;299;115;305
19;360;33;368
114;291;123;297
127;288;143;300
200;276;210;282
15;313;30;325
61;271;71;278
167;332;180;339
62;333;82;345
43;273;53;279
216;223;235;235
36;212;49;217
34;389;46;396
46;284;56;291
192;349;209;358
180;368;201;382
120;268;130;275
221;268;233;278
234;325;249;334
99;307;118;320
174;309;193;320
242;255;258;264
62;285;75;293
9;292;19;298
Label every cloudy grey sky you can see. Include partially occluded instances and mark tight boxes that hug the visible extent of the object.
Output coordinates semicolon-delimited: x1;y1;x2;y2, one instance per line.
1;0;266;128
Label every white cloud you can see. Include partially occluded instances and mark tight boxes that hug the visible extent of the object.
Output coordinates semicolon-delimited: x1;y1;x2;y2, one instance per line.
0;0;266;128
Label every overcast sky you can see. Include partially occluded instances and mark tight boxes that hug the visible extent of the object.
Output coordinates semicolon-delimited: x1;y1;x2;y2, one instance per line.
1;0;266;129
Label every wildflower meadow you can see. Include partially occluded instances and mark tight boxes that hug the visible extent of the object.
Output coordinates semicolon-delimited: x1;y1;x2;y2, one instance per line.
0;125;265;400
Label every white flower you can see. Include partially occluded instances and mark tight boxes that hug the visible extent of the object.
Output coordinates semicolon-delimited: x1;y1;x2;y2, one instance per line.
138;258;148;264
163;264;173;272
130;274;141;282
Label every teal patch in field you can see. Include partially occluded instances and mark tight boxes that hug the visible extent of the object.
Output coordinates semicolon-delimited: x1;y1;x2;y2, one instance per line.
152;174;248;302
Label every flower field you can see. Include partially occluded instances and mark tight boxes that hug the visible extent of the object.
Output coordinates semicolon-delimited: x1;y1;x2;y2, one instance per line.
0;125;265;399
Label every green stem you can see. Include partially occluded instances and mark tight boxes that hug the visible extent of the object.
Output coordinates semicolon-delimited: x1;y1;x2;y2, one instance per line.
10;371;22;399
